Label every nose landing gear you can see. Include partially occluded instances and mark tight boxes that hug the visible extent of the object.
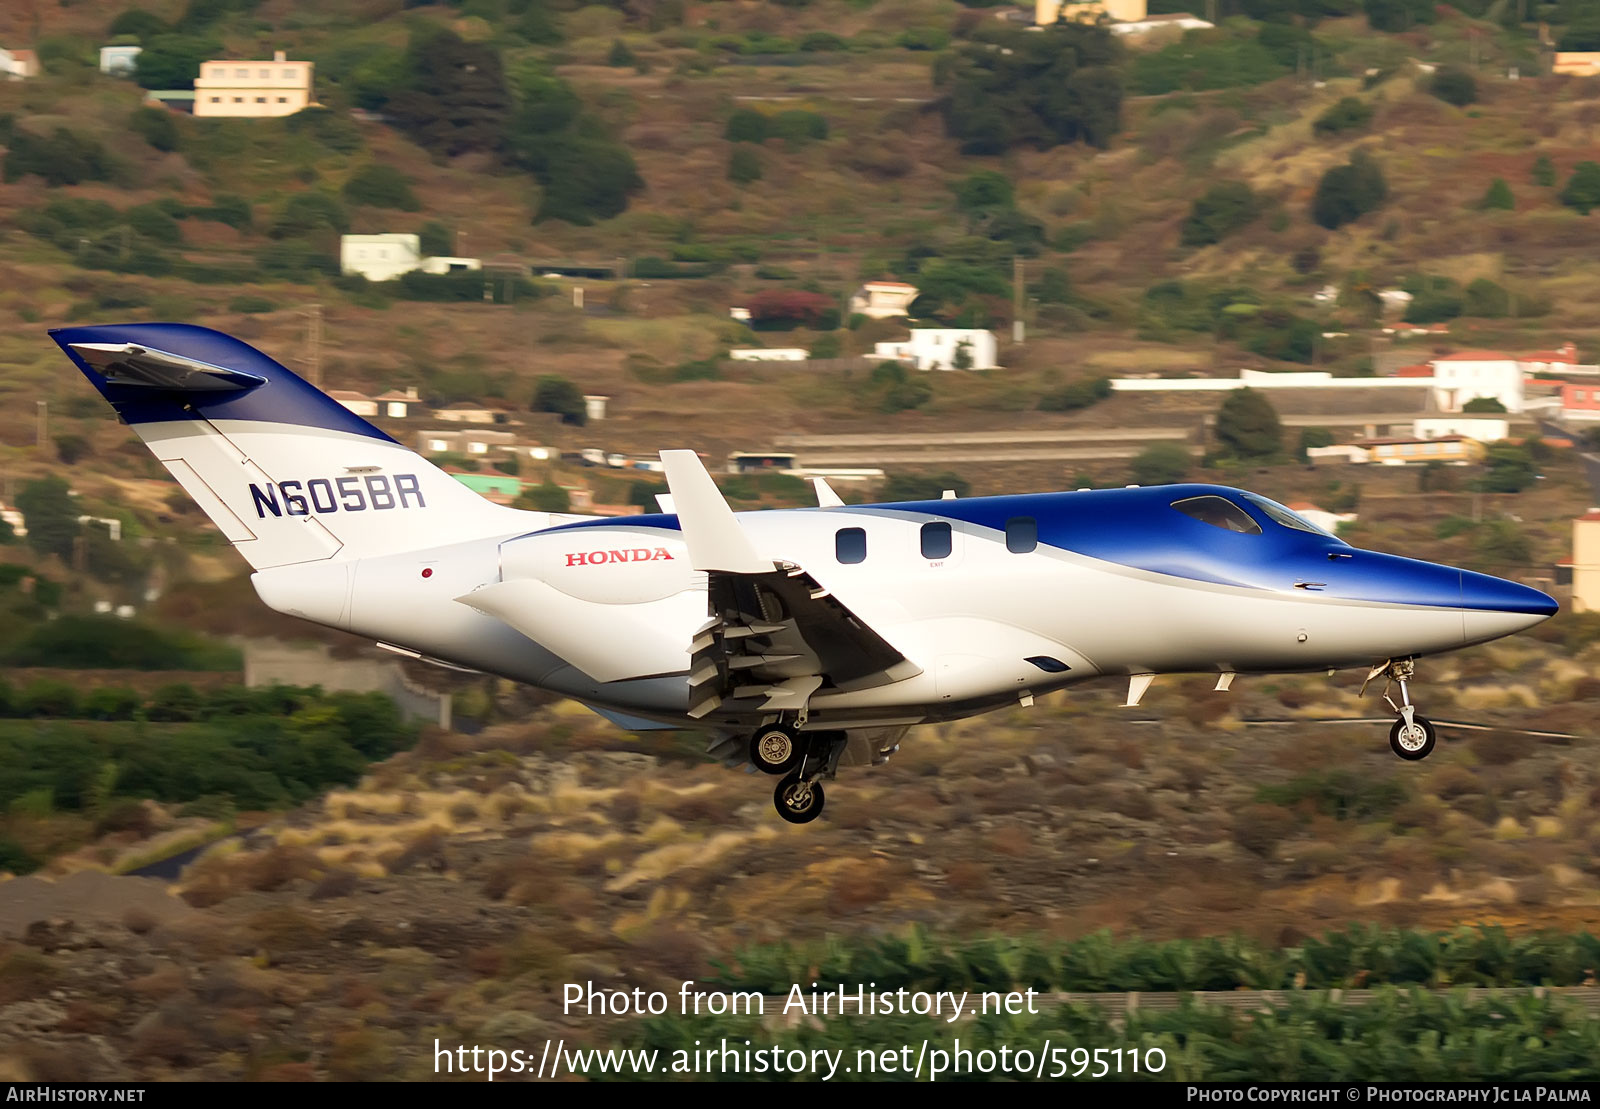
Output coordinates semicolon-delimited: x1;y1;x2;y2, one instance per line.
1363;658;1437;761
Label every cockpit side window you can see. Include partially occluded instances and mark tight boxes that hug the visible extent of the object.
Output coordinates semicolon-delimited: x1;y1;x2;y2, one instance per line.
1240;492;1341;539
1170;495;1263;535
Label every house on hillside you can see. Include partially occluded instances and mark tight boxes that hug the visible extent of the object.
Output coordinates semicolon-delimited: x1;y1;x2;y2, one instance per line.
1573;510;1600;612
730;348;808;361
417;429;517;457
1559;382;1600;422
1554;52;1600;76
143;90;196;113
0;503;25;538
1427;351;1526;413
849;281;919;320
1036;0;1145;24
1521;341;1599;376
375;388;418;419
194;51;314;118
341;234;421;281
1110;13;1214;34
1358;435;1487;465
875;328;998;371
100;44;142;76
0;48;37;79
329;390;377;417
431;402;506;425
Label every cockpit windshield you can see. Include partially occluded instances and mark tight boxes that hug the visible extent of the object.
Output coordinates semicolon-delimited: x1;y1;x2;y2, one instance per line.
1239;492;1345;541
1170;495;1262;535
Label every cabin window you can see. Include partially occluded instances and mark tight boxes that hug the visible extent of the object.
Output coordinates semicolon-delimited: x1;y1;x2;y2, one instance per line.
1170;495;1262;535
835;527;866;565
1005;516;1037;554
920;521;952;559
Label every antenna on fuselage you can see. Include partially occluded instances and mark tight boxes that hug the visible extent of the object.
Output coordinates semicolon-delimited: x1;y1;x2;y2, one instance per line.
941;489;957;499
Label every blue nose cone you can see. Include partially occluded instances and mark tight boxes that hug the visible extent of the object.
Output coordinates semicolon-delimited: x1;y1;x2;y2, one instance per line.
1460;569;1559;617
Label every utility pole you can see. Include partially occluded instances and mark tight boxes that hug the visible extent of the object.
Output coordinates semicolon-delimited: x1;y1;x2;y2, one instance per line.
1012;256;1026;345
305;303;323;388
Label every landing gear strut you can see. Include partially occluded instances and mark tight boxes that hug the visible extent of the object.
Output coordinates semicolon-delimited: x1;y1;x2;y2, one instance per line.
762;728;846;824
1364;658;1436;761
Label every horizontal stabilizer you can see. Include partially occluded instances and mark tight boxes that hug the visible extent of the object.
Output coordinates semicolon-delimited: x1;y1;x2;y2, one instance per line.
67;342;265;392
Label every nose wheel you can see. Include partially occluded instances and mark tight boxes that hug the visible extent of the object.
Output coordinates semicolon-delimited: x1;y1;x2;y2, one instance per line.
1364;658;1436;761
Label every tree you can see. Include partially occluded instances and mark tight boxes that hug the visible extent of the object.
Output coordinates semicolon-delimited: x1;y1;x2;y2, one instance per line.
724;109;768;143
1464;278;1510;318
1215;388;1283;460
268;192;348;239
1311;151;1388;230
532;376;586;426
1560;161;1600;215
52;435;90;465
1479;443;1536;493
1036;267;1071;305
419;220;453;257
1131;442;1190;485
1298;427;1333;460
15;476;78;562
1481;178;1513;211
607;39;635;68
109;9;170;43
1473;519;1531;566
1463;396;1507;413
1363;0;1434;32
1430;67;1477;107
728;146;762;184
938;25;1123;154
342;164;420;211
743;289;837;330
954;170;1014;213
1532;154;1556;187
4;129;115;186
129;107;179;152
809;333;842;359
1181;181;1259;248
387;29;512;157
133;34;216;90
1313;97;1373;137
952;341;975;370
517;482;570;512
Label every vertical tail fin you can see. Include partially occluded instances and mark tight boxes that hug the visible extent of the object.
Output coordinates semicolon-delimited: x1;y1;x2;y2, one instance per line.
50;323;523;569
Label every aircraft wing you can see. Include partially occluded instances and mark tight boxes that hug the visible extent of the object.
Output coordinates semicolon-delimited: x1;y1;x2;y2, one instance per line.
661;450;920;719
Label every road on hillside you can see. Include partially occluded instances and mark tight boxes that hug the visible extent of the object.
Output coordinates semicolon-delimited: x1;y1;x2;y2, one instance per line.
777;428;1192;448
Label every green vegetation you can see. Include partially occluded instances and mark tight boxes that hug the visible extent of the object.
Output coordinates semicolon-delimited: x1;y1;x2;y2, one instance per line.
1429;66;1478;107
0;685;416;835
936;25;1123;154
1180;181;1259;248
1532;154;1556;187
1214;388;1283;461
342;164;420;211
1313;97;1373;137
1037;377;1111;412
6;615;240;671
1312;151;1388;230
1559;161;1600;216
1481;178;1513;211
1131;442;1190;485
710;925;1600;993
532;375;587;426
728;146;762;185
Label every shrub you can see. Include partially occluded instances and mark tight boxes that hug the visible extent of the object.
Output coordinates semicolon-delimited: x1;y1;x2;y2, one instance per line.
769;109;828;144
1232;804;1297;859
1311;151;1387;230
1313;97;1373;136
1559;162;1600;215
531;376;586;425
229;295;275;314
129;107;179;152
1430;67;1477;107
1130;442;1190;485
4;128;116;186
342;164;420;211
1037;377;1111;411
1215;388;1282;460
1181;181;1258;247
1481;178;1513;211
728;146;761;184
1531;155;1555;187
724;108;767;143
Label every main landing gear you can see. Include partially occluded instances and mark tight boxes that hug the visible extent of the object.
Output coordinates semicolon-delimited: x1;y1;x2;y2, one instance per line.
748;723;845;824
1363;658;1437;761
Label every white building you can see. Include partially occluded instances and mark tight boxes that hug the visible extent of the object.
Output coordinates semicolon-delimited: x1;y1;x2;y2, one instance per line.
375;388;417;418
341;234;421;281
0;47;37;80
328;390;378;417
1413;416;1510;442
730;348;808;362
1427;351;1526;413
1110;13;1214;34
421;256;481;275
849;281;919;320
1520;341;1600;377
1;503;25;538
874;328;998;371
194;50;313;118
584;395;609;421
99;44;142;77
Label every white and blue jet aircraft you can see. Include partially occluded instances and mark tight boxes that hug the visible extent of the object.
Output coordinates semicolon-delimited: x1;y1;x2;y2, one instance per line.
53;324;1559;823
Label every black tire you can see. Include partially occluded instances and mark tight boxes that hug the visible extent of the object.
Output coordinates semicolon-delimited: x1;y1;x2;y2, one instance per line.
1389;715;1436;761
750;727;801;775
774;775;825;824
